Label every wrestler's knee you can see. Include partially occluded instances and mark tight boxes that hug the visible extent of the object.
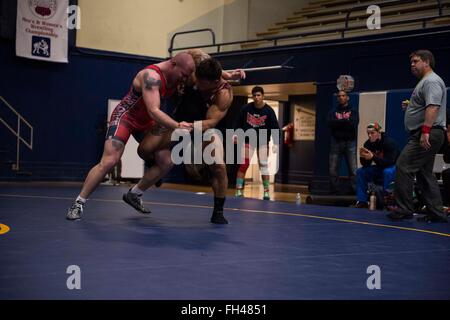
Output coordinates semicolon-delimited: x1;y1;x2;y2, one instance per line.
99;154;120;172
137;144;152;161
210;163;227;178
157;153;174;171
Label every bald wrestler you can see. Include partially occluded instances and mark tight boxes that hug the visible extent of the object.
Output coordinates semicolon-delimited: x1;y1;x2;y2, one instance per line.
67;52;195;220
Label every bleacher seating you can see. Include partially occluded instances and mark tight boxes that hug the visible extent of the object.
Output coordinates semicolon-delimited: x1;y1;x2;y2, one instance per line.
241;0;450;50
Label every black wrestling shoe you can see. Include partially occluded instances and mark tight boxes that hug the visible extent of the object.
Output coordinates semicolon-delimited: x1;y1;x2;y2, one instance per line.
67;201;83;221
123;190;151;214
155;179;163;188
386;210;414;220
210;210;228;224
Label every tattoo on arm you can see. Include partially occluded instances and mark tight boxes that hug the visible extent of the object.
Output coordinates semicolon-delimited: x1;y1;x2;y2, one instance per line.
143;72;162;90
111;139;125;152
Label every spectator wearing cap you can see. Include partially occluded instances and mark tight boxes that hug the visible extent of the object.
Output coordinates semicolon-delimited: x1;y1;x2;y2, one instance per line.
354;122;400;208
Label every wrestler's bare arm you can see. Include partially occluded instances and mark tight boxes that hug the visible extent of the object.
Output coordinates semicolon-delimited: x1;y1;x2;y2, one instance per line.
137;69;181;130
221;69;246;81
200;90;233;131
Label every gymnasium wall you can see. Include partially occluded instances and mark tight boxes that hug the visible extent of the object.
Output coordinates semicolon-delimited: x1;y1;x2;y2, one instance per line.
77;0;225;57
276;95;316;185
1;0;449;183
77;0;309;57
0;39;160;180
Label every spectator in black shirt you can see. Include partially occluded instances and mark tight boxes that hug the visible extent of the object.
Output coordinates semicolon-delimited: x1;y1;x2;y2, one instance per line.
327;90;359;194
233;86;280;200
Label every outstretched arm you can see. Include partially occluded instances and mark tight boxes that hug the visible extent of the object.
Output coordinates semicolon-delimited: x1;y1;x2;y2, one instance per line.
222;69;246;81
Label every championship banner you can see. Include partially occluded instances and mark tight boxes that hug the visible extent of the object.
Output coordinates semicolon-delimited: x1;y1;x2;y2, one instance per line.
16;0;69;63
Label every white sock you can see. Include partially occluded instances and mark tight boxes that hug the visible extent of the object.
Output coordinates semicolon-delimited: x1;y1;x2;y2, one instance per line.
130;185;144;196
76;196;86;204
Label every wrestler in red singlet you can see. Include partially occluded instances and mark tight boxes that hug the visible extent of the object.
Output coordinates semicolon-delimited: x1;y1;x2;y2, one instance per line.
107;65;176;144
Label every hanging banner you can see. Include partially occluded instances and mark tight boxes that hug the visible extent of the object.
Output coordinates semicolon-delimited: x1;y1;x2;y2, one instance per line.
16;0;69;63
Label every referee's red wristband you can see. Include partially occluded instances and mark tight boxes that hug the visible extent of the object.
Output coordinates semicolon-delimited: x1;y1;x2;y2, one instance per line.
421;125;432;134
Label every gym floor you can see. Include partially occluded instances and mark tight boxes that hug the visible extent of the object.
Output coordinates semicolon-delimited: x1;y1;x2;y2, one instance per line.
1;182;449;299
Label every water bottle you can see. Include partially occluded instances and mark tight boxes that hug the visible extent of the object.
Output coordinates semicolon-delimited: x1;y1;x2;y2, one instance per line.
296;193;301;205
369;192;376;211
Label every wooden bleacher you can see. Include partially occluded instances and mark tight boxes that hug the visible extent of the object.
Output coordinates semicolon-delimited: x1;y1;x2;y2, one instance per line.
242;0;450;50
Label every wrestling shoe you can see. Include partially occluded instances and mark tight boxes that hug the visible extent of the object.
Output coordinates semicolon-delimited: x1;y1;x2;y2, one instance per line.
235;189;243;197
263;191;270;200
123;190;151;214
67;201;83;221
210;210;228;224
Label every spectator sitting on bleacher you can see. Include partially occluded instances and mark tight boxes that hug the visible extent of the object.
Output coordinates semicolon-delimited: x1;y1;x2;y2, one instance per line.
354;122;400;208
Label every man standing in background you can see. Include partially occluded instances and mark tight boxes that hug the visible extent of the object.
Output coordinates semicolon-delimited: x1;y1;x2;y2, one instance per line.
327;90;359;194
388;50;447;222
233;86;280;200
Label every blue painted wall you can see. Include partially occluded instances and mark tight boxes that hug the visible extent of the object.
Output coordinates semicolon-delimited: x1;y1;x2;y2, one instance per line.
385;88;450;150
0;39;161;180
